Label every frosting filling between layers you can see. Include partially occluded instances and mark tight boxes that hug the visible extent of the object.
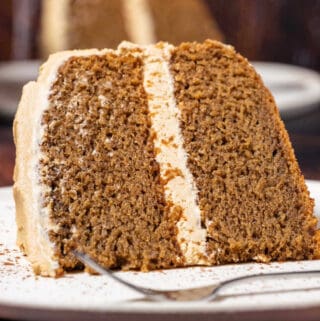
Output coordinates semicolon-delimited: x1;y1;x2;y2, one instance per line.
140;43;207;264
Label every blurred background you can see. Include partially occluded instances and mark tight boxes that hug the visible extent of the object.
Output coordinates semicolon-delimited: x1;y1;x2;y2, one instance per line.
0;0;320;186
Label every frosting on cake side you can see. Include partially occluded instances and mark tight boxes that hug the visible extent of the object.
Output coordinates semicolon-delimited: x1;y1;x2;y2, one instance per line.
14;48;114;276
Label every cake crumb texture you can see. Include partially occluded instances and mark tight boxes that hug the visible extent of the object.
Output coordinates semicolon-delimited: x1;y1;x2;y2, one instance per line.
170;40;318;263
40;52;183;272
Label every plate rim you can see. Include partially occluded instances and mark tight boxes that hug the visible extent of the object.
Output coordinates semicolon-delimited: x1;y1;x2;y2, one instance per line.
1;300;320;321
251;61;320;117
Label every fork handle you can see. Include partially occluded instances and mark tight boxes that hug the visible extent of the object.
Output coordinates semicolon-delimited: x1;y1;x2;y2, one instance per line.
208;269;320;300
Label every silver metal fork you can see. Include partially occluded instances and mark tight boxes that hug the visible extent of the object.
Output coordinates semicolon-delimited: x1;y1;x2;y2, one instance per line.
73;250;320;302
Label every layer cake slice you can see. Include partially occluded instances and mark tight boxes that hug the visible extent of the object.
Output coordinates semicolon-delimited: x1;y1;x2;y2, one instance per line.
13;40;320;276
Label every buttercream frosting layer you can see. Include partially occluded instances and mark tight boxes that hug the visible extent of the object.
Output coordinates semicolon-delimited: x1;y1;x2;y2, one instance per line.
140;43;207;264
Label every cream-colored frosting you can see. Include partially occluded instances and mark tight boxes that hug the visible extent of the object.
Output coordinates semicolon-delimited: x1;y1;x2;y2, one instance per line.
14;42;208;276
140;43;207;264
122;0;156;45
14;48;114;276
14;82;59;276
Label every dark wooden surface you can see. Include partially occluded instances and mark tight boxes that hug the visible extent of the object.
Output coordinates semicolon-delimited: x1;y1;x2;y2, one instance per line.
0;121;15;187
209;0;320;71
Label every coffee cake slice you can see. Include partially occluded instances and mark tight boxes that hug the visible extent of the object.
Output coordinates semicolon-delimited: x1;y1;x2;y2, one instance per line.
14;40;320;276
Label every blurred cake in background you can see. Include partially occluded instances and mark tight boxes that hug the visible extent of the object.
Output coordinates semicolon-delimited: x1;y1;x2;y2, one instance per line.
41;0;223;56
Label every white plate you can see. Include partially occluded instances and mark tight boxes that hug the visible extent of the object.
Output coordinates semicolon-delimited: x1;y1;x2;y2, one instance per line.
1;180;320;321
252;62;320;117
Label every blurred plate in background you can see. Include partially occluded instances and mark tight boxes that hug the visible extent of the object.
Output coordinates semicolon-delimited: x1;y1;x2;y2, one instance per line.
252;62;320;118
0;60;41;118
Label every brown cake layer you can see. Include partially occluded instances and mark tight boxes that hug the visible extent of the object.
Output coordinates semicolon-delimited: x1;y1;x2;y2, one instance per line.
68;0;129;49
39;52;183;273
170;40;319;263
148;0;223;45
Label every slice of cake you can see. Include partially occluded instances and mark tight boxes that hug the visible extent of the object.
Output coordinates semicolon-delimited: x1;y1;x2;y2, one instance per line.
14;40;320;277
41;0;223;56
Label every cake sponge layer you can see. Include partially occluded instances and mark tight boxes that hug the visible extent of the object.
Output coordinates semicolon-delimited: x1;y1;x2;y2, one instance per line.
171;41;319;263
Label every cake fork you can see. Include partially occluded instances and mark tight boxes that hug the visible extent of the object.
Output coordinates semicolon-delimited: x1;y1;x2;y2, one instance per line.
73;250;320;302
